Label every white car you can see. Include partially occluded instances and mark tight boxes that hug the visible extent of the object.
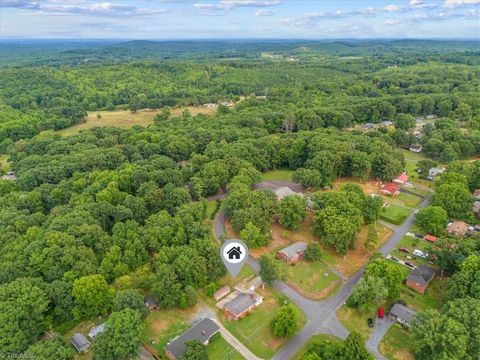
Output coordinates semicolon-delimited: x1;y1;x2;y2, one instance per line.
413;249;428;259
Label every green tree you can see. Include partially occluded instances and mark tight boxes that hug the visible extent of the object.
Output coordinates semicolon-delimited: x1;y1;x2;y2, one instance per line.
92;309;144;360
0;278;49;353
342;331;374;360
182;339;208;360
72;274;115;320
279;195;307;230
432;183;473;222
365;258;403;299
416;206;448;236
240;222;268;248
394;113;415;130
304;243;321;262
113;289;149;319
271;304;301;337
259;254;284;285
348;276;388;313
412;310;468;360
24;336;75;360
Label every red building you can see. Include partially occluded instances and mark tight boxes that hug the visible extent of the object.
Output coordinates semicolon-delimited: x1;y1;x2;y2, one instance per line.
380;182;400;197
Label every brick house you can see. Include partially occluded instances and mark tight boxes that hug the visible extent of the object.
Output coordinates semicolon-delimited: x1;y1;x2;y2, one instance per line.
276;242;307;265
406;265;436;294
380;182;400;197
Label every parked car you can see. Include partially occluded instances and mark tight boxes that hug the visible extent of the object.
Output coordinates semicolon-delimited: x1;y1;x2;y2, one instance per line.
368;318;374;327
405;262;415;268
378;307;384;319
413;249;428;259
399;248;410;254
391;256;399;261
415;234;423;239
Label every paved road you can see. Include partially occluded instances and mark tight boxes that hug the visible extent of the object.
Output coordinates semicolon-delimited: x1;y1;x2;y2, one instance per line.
213;194;431;360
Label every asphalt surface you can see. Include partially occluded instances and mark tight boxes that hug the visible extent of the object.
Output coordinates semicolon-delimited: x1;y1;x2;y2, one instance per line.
214;194;431;360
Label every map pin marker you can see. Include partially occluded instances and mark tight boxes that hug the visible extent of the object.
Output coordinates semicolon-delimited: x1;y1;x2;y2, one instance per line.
220;239;249;278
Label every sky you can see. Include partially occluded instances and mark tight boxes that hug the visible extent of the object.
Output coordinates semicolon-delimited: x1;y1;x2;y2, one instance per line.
0;0;479;39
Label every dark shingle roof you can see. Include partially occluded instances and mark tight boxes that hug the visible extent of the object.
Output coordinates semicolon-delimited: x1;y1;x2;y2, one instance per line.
223;292;256;317
407;265;436;286
164;318;219;359
278;242;307;260
390;303;417;325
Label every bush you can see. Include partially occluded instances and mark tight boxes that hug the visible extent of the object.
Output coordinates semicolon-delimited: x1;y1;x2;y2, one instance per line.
304;243;321;262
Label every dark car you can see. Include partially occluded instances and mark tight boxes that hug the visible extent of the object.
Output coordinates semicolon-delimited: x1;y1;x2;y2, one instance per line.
399;248;410;254
368;318;374;327
405;262;415;268
415;234;423;239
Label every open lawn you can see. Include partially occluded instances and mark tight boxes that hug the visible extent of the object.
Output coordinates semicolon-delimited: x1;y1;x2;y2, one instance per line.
218;287;305;359
294;334;343;359
259;169;295;182
62;317;108;360
207;334;245;360
400;277;445;311
279;259;341;300
58;106;217;136
336;305;375;340
379;324;415;360
144;306;199;358
380;204;411;225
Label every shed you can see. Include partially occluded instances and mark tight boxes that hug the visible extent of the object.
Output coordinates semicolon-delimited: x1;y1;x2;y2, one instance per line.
88;323;105;340
214;286;230;301
145;296;159;310
393;172;409;184
71;333;90;353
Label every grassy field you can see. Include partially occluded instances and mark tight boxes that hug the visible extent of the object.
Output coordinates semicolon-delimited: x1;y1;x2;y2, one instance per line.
379;324;415;360
143;306;199;358
279;259;341;300
58;106;217;136
400;277;445;311
207;334;245;360
336;305;375;340
218;287;305;359
380;204;411;225
259;169;295;182
0;154;10;172
294;334;343;359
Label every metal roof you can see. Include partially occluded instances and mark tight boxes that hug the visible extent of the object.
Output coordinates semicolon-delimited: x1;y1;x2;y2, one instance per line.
390;303;417;325
278;242;307;260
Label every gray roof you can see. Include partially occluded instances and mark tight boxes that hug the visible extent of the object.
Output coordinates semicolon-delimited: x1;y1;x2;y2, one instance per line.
407;265;436;286
390;303;417;325
164;318;219;359
278;242;307;260
145;296;157;307
71;333;90;352
224;292;257;317
473;201;480;213
88;323;105;339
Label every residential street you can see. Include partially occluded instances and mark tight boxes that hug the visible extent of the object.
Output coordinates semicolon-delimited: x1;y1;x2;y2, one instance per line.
214;195;431;360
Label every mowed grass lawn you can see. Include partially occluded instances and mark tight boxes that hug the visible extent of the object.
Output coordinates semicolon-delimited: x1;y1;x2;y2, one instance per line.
379;324;415;360
380;204;411;225
390;235;433;267
259;169;295;182
336;305;375;340
207;334;245;360
279;259;341;300
219;287;305;359
294;334;343;359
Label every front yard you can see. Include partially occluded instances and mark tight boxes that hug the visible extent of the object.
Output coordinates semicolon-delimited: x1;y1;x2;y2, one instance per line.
278;259;341;300
207;334;245;360
336;305;375;340
380;204;411;225
217;287;305;359
379;324;415;360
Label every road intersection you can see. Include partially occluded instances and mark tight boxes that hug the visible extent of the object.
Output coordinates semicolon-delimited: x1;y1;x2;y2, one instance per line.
213;194;431;359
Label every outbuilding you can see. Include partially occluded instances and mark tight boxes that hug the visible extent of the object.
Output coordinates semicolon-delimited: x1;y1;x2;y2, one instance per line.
389;303;417;328
71;333;90;353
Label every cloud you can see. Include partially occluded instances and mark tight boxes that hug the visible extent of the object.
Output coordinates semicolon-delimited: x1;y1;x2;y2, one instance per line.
194;0;280;11
384;4;402;12
444;0;480;8
409;0;423;5
0;0;39;8
254;9;275;16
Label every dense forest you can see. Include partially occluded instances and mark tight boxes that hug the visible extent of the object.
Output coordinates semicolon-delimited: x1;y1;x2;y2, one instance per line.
0;40;479;359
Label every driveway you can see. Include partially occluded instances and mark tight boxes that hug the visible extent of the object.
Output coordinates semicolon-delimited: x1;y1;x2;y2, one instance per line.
367;318;393;360
213;189;430;360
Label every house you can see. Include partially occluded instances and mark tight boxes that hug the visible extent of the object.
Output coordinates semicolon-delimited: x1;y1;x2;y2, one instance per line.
277;242;307;265
145;296;159;311
409;145;422;153
415;116;425;123
380;182;400;197
0;171;16;181
426;114;436;119
393;172;409;185
446;221;469;237
227;246;242;260
364;123;376;130
223;292;263;321
214;286;230;301
406;265;437;294
164;318;219;360
380;120;393;128
413;130;423;139
473;201;480;218
71;333;90;353
473;189;480;200
274;186;299;200
423;234;437;243
427;167;445;181
389;303;417;328
88;323;105;340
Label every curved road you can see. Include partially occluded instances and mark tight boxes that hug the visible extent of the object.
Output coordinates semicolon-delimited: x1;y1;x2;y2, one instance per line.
214;195;431;360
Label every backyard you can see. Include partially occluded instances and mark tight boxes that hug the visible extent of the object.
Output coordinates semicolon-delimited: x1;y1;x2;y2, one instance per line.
379;324;415;360
259;169;295;182
380;204;411;225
